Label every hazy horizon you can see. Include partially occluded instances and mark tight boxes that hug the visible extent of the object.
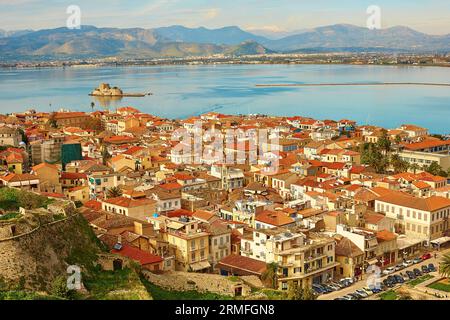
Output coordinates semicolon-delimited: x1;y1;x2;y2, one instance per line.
1;0;449;35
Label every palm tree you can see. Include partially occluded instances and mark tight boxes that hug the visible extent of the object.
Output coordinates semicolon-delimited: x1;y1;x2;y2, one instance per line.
90;102;95;112
106;186;123;199
410;163;420;174
440;254;450;278
261;262;279;289
391;154;409;174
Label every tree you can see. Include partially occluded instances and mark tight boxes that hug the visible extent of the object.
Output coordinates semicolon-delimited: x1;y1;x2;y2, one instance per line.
394;135;402;144
360;143;389;174
287;285;317;300
106;186;123;199
261;263;279;289
48;112;58;128
440;254;450;278
377;129;391;155
51;276;75;299
90;102;95;112
410;163;420;174
425;161;447;177
391;154;409;174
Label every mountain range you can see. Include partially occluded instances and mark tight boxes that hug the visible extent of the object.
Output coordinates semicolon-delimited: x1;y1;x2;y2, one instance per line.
0;24;448;61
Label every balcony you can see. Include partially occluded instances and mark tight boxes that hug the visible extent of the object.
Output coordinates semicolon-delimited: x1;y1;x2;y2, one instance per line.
304;253;327;262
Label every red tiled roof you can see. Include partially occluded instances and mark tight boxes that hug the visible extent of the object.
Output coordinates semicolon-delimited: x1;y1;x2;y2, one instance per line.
255;210;295;227
84;200;102;211
166;209;193;218
218;254;267;275
60;172;87;180
103;197;156;208
159;182;183;191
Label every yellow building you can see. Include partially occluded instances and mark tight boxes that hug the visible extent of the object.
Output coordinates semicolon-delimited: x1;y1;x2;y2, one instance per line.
32;162;62;193
118;117;140;133
166;217;211;272
335;236;364;279
241;228;338;291
66;186;90;203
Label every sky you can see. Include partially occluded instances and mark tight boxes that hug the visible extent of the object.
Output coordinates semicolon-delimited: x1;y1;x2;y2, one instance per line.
1;0;449;35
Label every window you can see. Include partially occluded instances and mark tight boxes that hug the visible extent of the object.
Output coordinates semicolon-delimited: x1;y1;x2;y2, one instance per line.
191;252;196;262
281;282;288;291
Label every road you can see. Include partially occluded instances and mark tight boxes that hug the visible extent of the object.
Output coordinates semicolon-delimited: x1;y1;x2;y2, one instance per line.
318;248;450;300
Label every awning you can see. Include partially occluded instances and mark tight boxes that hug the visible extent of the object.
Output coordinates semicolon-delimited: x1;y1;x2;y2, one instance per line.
430;236;450;246
190;261;211;271
367;258;379;265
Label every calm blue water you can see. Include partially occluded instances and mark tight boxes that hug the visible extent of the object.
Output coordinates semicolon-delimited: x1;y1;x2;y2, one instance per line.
0;64;449;133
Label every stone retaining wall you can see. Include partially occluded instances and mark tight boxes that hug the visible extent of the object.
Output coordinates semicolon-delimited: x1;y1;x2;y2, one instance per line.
142;270;252;297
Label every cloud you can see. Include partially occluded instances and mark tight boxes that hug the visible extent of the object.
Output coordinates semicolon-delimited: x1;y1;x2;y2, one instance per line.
204;8;219;20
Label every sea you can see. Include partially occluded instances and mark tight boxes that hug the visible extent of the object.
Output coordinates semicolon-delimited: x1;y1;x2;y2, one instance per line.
0;64;449;133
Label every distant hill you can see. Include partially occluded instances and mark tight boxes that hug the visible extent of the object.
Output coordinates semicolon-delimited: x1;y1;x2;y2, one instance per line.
155;25;267;45
0;26;271;60
263;24;450;52
0;29;33;38
0;24;448;61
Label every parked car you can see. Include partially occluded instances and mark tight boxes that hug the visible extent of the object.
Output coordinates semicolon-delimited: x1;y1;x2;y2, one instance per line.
406;271;416;280
395;264;404;271
339;279;350;287
312;284;326;294
355;289;369;298
343;277;355;285
321;284;334;293
330;281;344;289
387;275;397;284
327;283;341;291
413;268;422;277
394;275;405;283
403;260;414;267
334;297;346;301
369;286;382;294
428;263;436;272
383;279;394;288
421;265;430;273
362;287;374;296
413;257;422;264
348;293;361;300
421;253;432;261
341;295;354;300
382;267;396;275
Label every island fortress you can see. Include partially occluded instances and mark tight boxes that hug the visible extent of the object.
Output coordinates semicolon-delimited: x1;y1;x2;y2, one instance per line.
90;83;147;97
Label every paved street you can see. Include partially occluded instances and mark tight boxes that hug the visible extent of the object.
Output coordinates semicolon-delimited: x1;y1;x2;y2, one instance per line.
318;248;450;300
